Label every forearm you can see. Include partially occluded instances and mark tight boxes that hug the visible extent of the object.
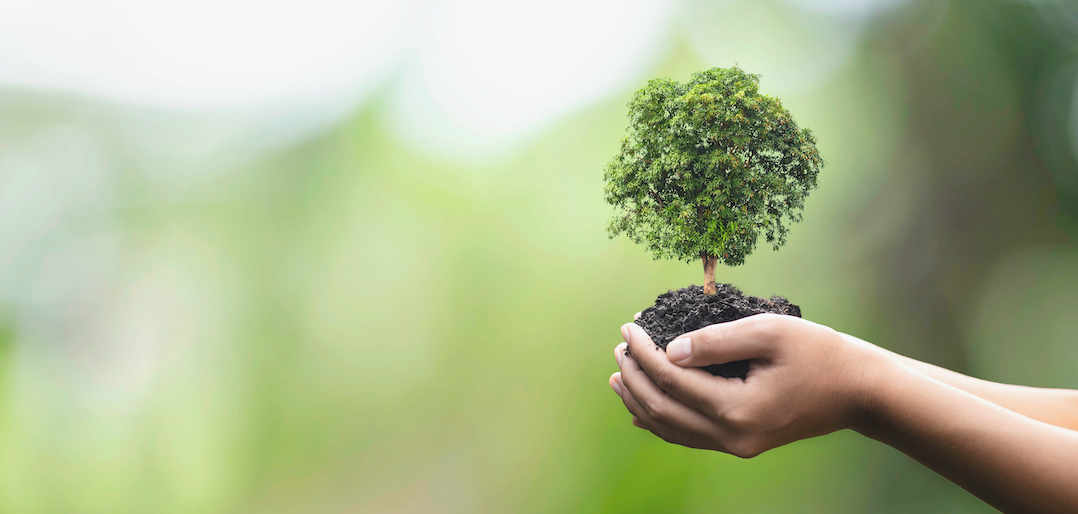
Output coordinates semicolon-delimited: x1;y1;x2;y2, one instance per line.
855;356;1078;514
891;353;1078;430
842;333;1078;431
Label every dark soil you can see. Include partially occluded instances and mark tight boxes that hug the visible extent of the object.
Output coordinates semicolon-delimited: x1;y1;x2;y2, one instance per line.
633;284;801;379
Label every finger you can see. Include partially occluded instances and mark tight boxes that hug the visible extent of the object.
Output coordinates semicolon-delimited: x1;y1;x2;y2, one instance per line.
614;342;626;368
610;372;622;396
613;372;651;423
618;346;714;434
666;314;787;368
634;311;642;321
616;374;699;446
623;323;743;416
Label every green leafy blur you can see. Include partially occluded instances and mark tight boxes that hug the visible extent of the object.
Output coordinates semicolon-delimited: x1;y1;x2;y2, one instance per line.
1;1;1078;513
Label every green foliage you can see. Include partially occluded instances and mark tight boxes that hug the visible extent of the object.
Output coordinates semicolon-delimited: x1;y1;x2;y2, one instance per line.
604;66;824;266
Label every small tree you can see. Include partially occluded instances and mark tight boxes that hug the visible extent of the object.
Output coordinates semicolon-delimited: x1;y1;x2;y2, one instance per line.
605;66;824;295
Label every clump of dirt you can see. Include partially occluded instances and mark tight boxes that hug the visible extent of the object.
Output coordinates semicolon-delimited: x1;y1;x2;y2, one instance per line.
633;284;801;379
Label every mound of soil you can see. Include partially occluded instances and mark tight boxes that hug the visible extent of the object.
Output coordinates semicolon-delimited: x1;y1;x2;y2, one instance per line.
633;284;801;379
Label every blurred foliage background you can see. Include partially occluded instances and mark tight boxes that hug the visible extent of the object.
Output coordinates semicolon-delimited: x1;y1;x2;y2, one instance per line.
2;0;1078;512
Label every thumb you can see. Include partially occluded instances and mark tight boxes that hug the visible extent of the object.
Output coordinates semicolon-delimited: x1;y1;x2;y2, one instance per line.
666;314;783;367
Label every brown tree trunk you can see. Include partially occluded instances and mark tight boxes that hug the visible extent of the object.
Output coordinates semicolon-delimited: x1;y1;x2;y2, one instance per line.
702;254;718;295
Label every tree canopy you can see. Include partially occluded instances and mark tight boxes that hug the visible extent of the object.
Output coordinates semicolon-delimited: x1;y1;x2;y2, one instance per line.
604;66;824;269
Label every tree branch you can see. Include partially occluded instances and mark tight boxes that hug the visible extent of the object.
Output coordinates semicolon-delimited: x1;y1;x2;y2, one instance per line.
649;190;665;208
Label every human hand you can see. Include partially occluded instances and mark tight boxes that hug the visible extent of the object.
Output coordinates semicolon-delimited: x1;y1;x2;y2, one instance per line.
609;314;888;457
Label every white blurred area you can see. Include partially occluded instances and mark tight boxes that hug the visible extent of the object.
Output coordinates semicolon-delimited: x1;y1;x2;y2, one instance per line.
0;0;406;108
0;0;673;161
0;0;915;161
388;0;673;159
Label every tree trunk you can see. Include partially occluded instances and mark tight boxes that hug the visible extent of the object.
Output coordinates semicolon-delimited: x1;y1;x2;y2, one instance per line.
702;254;718;295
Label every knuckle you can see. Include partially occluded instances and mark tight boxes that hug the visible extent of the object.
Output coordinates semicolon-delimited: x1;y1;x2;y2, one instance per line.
653;367;677;389
750;313;778;333
750;313;788;340
692;329;722;357
642;399;668;425
722;407;757;433
698;323;723;340
728;439;763;459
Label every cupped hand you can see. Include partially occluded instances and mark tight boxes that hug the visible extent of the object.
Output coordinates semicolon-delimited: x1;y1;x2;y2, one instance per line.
609;313;888;457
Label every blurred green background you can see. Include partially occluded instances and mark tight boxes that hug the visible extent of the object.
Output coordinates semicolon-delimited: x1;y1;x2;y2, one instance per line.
2;0;1078;512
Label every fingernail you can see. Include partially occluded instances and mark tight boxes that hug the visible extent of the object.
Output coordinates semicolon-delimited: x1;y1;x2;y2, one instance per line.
667;337;691;363
611;375;622;396
620;324;632;343
615;343;626;366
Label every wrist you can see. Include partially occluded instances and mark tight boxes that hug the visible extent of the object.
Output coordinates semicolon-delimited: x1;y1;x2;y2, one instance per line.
841;341;909;435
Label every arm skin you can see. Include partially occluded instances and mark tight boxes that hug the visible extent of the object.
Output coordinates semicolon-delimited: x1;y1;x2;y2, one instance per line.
610;315;1078;514
873;340;1078;431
